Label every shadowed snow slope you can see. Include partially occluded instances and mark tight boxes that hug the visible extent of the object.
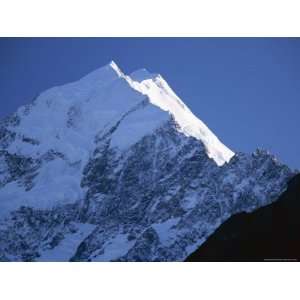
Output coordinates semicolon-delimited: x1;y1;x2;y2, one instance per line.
0;61;294;261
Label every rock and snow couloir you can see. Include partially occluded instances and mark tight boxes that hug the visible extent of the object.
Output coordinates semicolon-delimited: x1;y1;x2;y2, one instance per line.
0;61;293;261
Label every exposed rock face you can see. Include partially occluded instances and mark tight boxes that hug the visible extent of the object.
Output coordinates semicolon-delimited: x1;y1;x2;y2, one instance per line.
186;174;300;262
0;62;294;261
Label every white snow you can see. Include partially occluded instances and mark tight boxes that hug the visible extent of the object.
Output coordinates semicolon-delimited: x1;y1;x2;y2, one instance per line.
152;218;180;245
11;60;234;165
0;158;85;218
0;61;235;216
124;73;234;166
37;223;96;262
181;191;200;210
109;102;168;149
91;233;135;261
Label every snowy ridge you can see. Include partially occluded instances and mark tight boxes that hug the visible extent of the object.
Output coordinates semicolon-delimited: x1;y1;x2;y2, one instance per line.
11;61;233;165
123;67;234;166
109;61;234;165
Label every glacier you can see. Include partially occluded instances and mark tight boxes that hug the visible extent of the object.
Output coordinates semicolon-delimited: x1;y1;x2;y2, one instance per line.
0;61;294;261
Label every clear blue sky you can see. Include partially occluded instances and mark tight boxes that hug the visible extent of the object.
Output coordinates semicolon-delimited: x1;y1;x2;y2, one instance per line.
0;38;299;169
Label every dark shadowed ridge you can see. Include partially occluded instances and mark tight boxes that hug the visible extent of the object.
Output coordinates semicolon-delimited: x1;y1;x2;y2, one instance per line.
185;174;300;262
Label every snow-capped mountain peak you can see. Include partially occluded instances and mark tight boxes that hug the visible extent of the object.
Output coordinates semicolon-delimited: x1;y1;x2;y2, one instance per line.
12;61;234;166
0;61;234;217
108;60;124;77
122;64;234;165
0;61;293;262
99;61;234;165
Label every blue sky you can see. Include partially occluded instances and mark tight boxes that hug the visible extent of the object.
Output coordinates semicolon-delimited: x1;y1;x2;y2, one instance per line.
0;38;299;169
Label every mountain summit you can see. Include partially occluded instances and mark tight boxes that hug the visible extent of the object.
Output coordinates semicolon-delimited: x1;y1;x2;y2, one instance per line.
18;61;234;165
0;62;293;261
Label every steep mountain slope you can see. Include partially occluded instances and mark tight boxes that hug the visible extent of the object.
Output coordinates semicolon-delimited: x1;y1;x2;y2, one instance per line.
0;62;294;261
186;174;300;262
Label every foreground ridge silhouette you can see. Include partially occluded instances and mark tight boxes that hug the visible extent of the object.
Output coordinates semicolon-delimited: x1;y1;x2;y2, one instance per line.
186;174;300;262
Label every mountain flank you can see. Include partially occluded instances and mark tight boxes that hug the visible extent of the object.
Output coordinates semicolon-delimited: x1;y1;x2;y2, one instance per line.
186;174;300;262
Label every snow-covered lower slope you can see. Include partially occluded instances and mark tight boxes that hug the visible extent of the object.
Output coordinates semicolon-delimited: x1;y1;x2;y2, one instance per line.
0;61;294;261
